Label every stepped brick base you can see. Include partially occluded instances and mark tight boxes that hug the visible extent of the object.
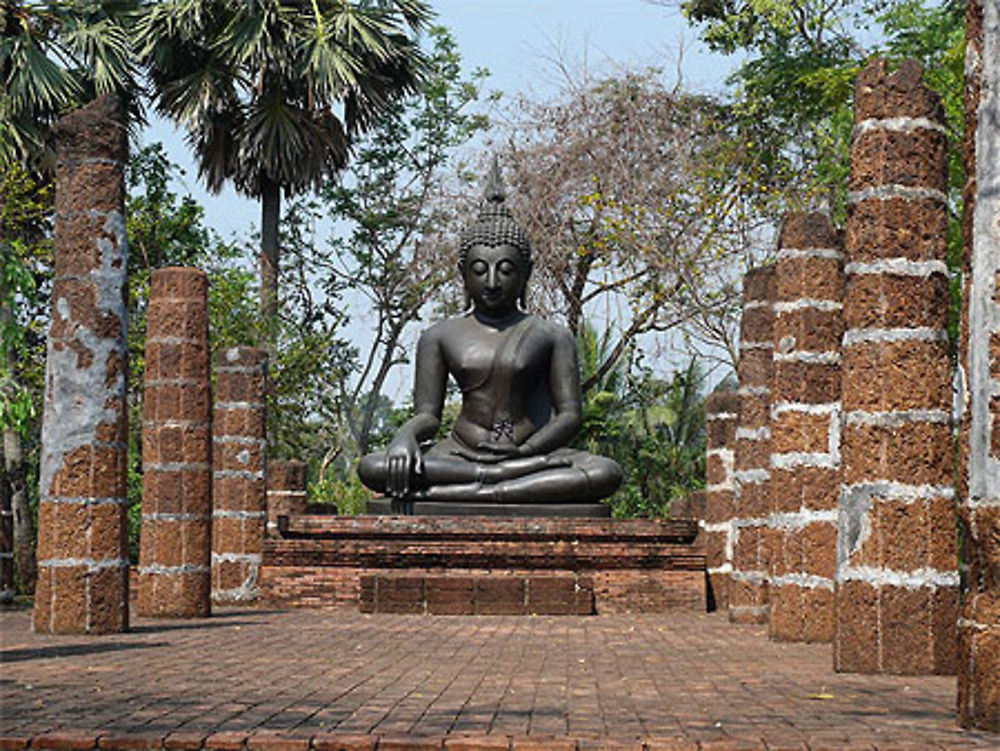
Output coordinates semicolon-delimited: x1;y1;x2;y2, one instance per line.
259;515;706;614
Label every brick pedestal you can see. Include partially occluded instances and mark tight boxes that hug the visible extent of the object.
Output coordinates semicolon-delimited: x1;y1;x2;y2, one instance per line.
212;347;267;604
730;266;775;624
957;0;1000;730
768;214;843;643
261;516;705;613
834;59;958;675
137;268;212;617
266;460;307;537
703;390;738;611
33;95;130;634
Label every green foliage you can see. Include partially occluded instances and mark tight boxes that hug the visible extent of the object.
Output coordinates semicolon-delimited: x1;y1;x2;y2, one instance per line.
682;0;966;221
309;469;371;516
0;165;51;438
576;322;706;518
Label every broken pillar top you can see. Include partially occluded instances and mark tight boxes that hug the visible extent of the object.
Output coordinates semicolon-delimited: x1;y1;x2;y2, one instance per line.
54;94;128;164
778;212;843;251
854;58;944;123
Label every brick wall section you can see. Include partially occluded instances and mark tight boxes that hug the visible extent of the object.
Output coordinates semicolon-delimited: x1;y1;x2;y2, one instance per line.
958;0;1000;730
32;95;130;634
730;266;775;624
137;268;212;617
833;59;958;675
266;460;307;538
212;347;267;604
768;213;843;643
703;390;738;611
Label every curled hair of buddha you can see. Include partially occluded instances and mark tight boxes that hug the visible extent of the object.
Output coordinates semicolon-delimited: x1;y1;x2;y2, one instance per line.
458;157;532;269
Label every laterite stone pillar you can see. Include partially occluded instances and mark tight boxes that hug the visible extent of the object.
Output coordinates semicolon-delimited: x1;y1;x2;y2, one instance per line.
703;390;738;611
266;460;308;537
768;213;843;643
730;266;775;624
212;347;267;603
834;59;958;675
957;0;1000;730
33;95;130;633
137;268;211;617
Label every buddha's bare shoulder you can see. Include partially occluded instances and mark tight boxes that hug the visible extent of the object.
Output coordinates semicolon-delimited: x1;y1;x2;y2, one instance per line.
416;315;472;352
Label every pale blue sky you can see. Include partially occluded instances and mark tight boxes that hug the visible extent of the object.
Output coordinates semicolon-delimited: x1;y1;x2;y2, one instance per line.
140;0;738;239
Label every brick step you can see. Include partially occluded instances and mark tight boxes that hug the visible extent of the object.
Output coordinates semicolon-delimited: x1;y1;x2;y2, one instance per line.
360;572;595;615
264;537;705;571
276;514;699;543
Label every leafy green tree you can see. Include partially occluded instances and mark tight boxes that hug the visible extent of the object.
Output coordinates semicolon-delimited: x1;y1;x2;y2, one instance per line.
0;164;52;592
1;0;140;173
136;0;432;324
673;0;966;217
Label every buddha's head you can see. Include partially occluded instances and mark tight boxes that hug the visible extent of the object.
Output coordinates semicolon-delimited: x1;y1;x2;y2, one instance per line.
458;159;532;316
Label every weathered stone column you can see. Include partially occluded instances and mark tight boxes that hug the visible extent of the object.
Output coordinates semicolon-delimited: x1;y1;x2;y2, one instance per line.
1;464;13;603
33;95;129;634
834;59;958;675
703;390;738;611
768;214;843;643
212;347;267;604
957;0;1000;730
730;266;775;624
266;460;308;537
137;268;211;617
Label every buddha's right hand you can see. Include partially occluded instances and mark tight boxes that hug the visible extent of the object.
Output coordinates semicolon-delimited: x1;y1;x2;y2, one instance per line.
385;433;424;498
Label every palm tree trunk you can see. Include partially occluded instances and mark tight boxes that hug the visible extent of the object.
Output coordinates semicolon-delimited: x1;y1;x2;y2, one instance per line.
260;176;281;327
4;428;34;595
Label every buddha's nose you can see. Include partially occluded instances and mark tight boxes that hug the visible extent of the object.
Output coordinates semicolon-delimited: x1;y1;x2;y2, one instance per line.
486;267;500;289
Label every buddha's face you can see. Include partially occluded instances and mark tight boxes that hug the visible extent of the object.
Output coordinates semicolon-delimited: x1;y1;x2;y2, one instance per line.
463;243;528;316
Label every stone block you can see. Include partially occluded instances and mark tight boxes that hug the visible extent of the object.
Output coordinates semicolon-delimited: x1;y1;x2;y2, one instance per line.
771;410;833;455
834;580;880;673
842;337;951;413
773;307;843;353
849;128;947;191
475;577;526;615
843;273;949;331
844;197;948;261
771;362;839;404
841;420;952;486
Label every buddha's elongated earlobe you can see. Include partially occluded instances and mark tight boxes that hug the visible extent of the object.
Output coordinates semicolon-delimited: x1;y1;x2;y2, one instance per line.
518;261;533;311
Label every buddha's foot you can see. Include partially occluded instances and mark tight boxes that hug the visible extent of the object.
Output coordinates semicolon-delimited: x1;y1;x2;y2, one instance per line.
423;483;498;503
479;454;571;483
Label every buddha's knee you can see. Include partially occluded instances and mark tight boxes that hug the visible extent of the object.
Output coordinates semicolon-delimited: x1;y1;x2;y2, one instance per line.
584;456;623;497
357;452;387;490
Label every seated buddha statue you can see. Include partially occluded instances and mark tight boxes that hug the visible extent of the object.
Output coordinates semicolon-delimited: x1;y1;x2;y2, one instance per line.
358;162;622;515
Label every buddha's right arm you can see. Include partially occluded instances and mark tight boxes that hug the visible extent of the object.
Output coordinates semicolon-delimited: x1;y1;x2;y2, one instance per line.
397;328;448;444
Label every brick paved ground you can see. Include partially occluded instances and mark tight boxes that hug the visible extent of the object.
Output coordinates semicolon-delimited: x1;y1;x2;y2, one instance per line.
1;606;997;750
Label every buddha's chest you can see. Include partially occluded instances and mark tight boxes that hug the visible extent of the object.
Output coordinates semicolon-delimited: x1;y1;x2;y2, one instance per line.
443;323;549;394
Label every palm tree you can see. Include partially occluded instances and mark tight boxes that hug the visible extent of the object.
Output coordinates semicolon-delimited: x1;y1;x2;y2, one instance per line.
136;0;432;324
1;0;139;173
